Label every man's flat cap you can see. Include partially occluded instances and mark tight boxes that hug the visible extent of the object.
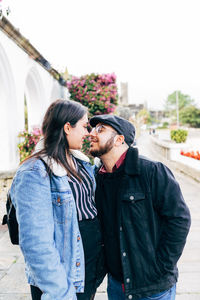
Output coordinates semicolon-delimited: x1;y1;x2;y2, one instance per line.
89;114;135;146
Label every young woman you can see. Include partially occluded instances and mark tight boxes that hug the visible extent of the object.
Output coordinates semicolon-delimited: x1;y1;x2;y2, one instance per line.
10;99;106;300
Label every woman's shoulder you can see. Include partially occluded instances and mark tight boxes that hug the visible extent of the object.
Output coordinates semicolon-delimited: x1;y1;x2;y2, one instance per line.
17;157;47;174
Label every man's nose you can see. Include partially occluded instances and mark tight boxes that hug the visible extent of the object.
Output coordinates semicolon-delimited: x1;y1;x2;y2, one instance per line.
89;128;96;136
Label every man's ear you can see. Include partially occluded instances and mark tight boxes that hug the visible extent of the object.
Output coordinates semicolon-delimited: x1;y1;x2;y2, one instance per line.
114;135;125;146
64;122;71;135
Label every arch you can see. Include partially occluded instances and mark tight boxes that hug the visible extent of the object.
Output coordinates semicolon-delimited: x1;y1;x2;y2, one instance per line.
50;82;62;102
25;66;46;130
0;42;18;171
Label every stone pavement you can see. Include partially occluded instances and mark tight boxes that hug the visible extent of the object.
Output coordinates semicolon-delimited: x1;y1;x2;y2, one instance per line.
0;133;200;299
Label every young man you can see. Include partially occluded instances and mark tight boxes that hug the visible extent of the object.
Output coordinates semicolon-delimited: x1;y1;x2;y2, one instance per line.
89;115;191;300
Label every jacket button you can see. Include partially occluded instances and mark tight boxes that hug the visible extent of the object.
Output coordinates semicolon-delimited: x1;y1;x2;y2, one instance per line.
128;295;132;299
126;278;130;283
123;252;126;257
57;197;61;203
129;195;134;200
76;262;80;267
77;236;81;241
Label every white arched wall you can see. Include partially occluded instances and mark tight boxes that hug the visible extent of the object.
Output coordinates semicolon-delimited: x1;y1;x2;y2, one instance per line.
50;82;62;102
25;67;46;130
0;42;18;171
0;30;70;173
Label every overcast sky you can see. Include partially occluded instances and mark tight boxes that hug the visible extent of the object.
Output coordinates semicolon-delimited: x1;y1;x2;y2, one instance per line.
2;0;200;110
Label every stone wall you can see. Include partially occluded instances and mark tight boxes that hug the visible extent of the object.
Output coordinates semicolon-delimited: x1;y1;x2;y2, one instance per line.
150;135;190;160
149;135;200;182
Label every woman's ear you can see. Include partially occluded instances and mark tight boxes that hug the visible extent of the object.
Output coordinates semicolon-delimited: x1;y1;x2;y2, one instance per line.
64;122;71;135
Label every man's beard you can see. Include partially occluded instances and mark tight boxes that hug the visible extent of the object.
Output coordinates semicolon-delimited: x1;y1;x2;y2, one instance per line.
90;135;115;158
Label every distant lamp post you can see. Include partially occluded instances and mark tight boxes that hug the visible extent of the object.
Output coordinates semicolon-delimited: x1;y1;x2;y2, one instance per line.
176;90;179;128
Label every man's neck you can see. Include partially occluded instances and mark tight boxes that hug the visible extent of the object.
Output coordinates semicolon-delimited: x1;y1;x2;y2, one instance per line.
100;146;128;173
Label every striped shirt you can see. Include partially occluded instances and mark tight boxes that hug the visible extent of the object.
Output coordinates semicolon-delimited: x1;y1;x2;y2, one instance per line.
68;157;97;221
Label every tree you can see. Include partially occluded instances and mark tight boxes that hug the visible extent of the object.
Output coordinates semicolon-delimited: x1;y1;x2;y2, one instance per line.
136;109;151;124
117;106;133;120
165;91;194;112
179;105;200;128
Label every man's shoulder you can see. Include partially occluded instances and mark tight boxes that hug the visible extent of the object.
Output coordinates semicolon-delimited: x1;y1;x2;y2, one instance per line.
138;155;175;184
127;146;163;170
139;155;162;168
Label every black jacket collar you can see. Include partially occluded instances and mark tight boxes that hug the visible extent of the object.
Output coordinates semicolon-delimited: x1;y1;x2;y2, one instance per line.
124;147;140;176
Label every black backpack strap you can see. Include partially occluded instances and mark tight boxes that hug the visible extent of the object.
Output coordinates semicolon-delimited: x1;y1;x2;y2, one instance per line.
4;190;19;245
2;214;7;225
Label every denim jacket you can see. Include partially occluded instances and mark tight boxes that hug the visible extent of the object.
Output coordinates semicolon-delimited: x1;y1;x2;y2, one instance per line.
10;150;96;300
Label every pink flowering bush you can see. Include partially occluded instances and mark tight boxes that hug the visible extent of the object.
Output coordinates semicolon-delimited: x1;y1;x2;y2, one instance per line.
18;127;41;161
66;73;118;116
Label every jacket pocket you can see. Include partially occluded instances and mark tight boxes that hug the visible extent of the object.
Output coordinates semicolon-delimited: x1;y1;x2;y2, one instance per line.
122;192;145;203
121;191;146;224
51;193;72;224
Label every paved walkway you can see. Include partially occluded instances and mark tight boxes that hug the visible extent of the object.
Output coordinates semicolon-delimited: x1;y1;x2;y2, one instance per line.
0;133;199;299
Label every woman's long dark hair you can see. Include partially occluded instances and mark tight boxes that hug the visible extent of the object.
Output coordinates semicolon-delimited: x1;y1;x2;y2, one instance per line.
24;99;87;180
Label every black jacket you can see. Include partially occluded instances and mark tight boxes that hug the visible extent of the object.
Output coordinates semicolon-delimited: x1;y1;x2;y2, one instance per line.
95;147;191;300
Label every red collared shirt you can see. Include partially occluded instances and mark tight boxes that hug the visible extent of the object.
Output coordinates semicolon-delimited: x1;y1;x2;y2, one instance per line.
99;150;128;174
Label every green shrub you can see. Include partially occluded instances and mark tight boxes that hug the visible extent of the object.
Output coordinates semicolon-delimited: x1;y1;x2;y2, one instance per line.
163;122;169;128
170;129;188;143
